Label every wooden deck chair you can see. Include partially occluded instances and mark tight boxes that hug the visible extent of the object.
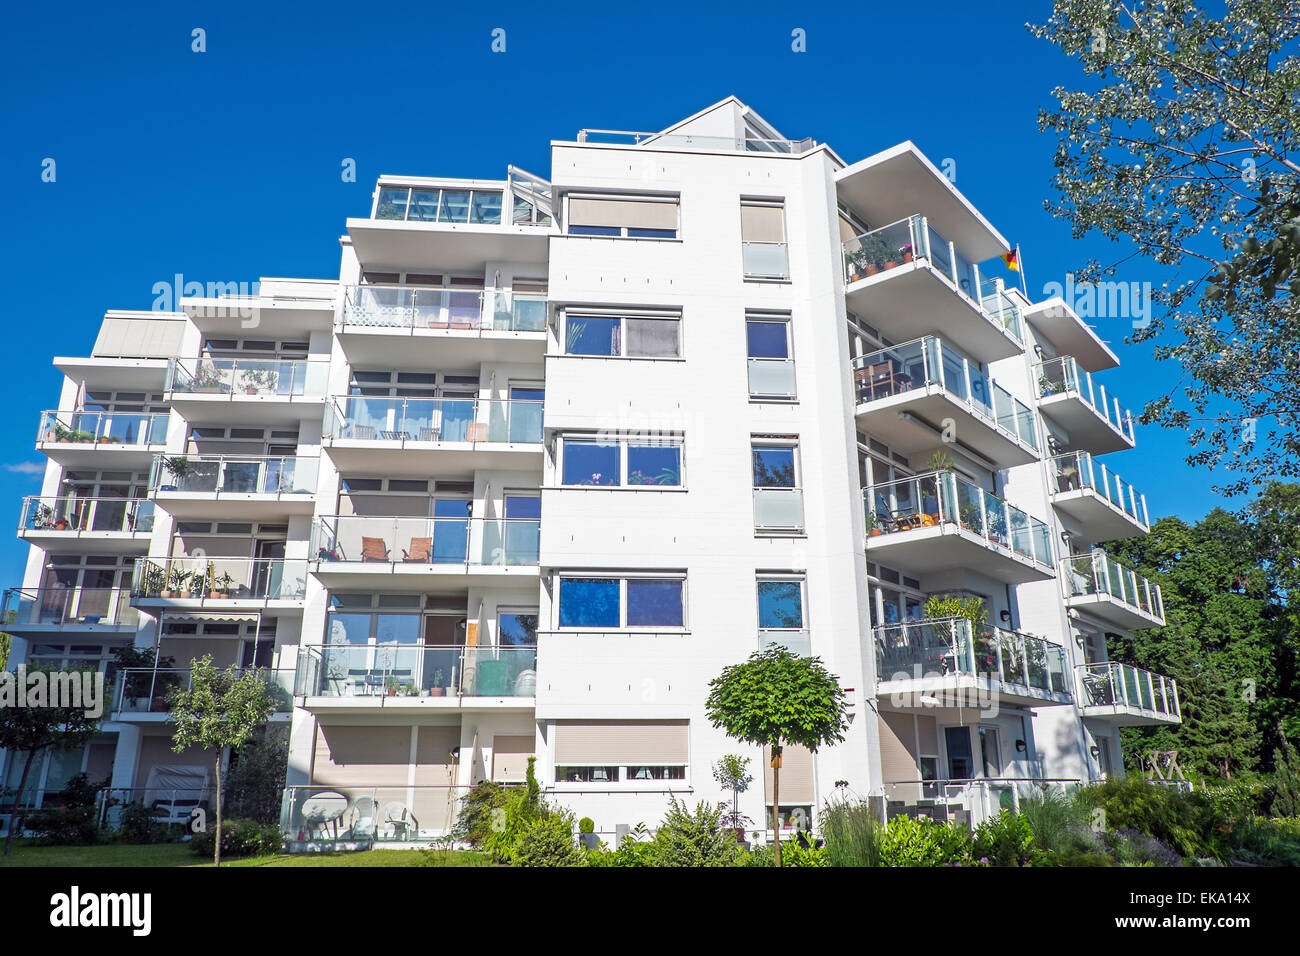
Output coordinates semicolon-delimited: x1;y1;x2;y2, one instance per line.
360;536;390;562
402;537;431;562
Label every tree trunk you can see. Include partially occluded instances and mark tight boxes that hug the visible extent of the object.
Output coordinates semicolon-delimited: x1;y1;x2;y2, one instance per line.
213;754;223;868
772;741;782;868
2;750;38;857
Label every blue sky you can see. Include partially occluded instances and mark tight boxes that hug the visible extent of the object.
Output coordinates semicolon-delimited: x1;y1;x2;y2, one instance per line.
0;0;1241;586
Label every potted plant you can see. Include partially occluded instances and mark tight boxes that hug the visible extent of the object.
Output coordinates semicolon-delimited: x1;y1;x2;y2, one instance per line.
238;367;278;395
864;511;884;537
428;670;445;697
578;817;600;851
1038;374;1060;396
161;565;190;598
901;242;915;264
958;504;983;533
385;676;399;698
215;570;237;597
160;456;192;491
986;508;1008;544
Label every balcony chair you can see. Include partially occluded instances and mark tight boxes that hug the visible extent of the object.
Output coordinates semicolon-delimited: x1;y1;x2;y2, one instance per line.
402;537;432;562
855;360;907;402
465;422;489;442
379;430;412;441
349;425;376;440
360;537;391;562
345;796;378;841
383;802;419;840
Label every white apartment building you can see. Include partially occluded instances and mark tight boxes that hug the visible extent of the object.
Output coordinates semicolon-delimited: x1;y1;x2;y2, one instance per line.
0;97;1180;846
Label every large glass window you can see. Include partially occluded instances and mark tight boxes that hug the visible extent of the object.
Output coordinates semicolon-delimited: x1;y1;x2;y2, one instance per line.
626;579;685;627
558;578;620;628
561;440;621;486
498;610;539;646
747;320;790;359
753;445;797;488
563;313;680;359
557;576;686;629
561;436;682;488
374;186;504;224
757;579;804;629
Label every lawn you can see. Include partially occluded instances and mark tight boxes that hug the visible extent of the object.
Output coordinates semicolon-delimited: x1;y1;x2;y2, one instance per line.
0;843;492;867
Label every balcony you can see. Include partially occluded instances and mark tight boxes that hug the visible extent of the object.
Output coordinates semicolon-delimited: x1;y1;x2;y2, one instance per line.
19;496;154;553
347;176;553;272
874;618;1073;708
753;487;804;533
1048;452;1150;539
321;396;544;475
164;358;329;424
841;215;1022;362
130;557;308;612
338;287;547;366
1077;662;1181;725
310;516;540;586
180;282;337;338
112;666;295;719
36;410;169;468
1022;297;1118;374
576;128;817;154
1062;550;1165;629
1034;356;1136;453
295;643;536;711
852;337;1040;466
864;472;1056;583
2;587;138;634
282;785;469;846
149;454;318;519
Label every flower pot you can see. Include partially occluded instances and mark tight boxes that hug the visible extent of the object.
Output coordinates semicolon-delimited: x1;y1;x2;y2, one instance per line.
864;263;880;277
902;251;914;264
883;260;898;270
429;687;445;697
54;519;69;531
209;590;221;599
245;387;257;395
868;528;883;537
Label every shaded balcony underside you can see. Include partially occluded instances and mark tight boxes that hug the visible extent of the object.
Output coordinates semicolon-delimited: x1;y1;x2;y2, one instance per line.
1081;704;1181;727
151;492;317;521
866;523;1055;584
877;674;1072;709
1038;393;1134;454
345;218;551;272
1051;488;1149;540
843;264;1020;363
1065;593;1163;630
335;328;546;369
854;388;1038;467
321;441;543;477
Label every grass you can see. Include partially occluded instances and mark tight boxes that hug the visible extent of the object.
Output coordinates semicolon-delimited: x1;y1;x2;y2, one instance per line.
0;843;493;868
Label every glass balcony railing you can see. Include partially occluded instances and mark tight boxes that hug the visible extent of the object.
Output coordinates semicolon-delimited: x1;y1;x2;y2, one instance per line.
2;586;138;628
19;496;154;535
165;358;329;398
575;129;817;154
747;357;797;399
1077;662;1180;718
281;785;472;844
295;643;537;699
1048;452;1149;526
874;617;1070;697
1061;550;1165;622
37;410;168;448
311;515;540;567
852;336;1039;452
131;557;308;602
114;666;295;714
322;396;543;445
753;487;804;532
841;214;1022;342
758;629;811;656
742;242;790;280
149;455;318;496
1034;356;1135;444
864;471;1055;568
341;287;548;333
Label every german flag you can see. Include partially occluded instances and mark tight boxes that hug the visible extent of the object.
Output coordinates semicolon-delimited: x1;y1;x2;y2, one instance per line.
1001;247;1020;272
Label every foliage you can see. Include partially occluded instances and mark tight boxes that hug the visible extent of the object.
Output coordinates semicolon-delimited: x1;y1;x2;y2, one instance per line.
876;815;973;867
1232;816;1300;866
780;840;829;867
821;798;883;867
1033;0;1300;494
514;809;585;867
0;664;104;856
168;655;275;866
223;725;289;824
452;780;506;847
0;633;9;671
585;823;654;867
116;802;176;845
973;810;1038;867
705;647;850;865
188;819;283;860
1272;731;1300;817
922;595;987;626
578;817;595;834
1074;777;1231;861
712;754;754;831
23;774;107;846
646;798;738;867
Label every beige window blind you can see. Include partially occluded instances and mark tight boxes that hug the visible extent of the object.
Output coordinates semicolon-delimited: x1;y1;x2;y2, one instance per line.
569;197;678;230
93;316;186;358
554;720;688;764
879;712;920;783
741;203;786;243
311;724;410;787
491;735;536;782
762;741;814;803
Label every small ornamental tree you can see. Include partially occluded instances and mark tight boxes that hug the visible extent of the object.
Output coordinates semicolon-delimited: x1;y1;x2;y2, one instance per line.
0;665;103;856
705;648;850;866
712;754;754;833
169;656;274;866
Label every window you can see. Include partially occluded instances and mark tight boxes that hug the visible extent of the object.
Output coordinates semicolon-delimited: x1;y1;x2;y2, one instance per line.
757;578;804;630
562;311;681;359
560;436;683;487
498;610;539;646
557;575;686;630
553;720;689;785
375;186;503;224
566;195;679;238
752;439;803;531
746;315;795;399
555;766;620;783
741;200;789;279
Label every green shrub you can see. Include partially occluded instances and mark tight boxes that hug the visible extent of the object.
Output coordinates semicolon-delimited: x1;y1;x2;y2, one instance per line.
974;810;1037;867
1074;777;1228;861
646;797;738;867
452;780;506;847
115;802;175;844
1017;791;1088;856
821;798;882;867
1233;817;1300;866
586;822;654;867
578;817;595;834
24;773;106;846
515;811;585;867
877;815;973;867
734;844;775;867
189;818;283;859
781;840;828;866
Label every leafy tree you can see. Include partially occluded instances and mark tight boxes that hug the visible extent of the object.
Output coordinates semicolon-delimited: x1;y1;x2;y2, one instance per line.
0;665;103;856
0;633;10;672
647;797;737;867
1271;728;1300;816
169;656;274;866
712;754;754;832
705;647;849;866
223;725;289;824
1033;0;1300;494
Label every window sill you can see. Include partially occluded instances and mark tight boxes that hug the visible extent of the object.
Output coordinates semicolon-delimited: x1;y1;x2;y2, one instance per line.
742;276;793;285
557;234;683;244
545;353;687;363
545;485;688;493
749;395;799;404
755;529;807;538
